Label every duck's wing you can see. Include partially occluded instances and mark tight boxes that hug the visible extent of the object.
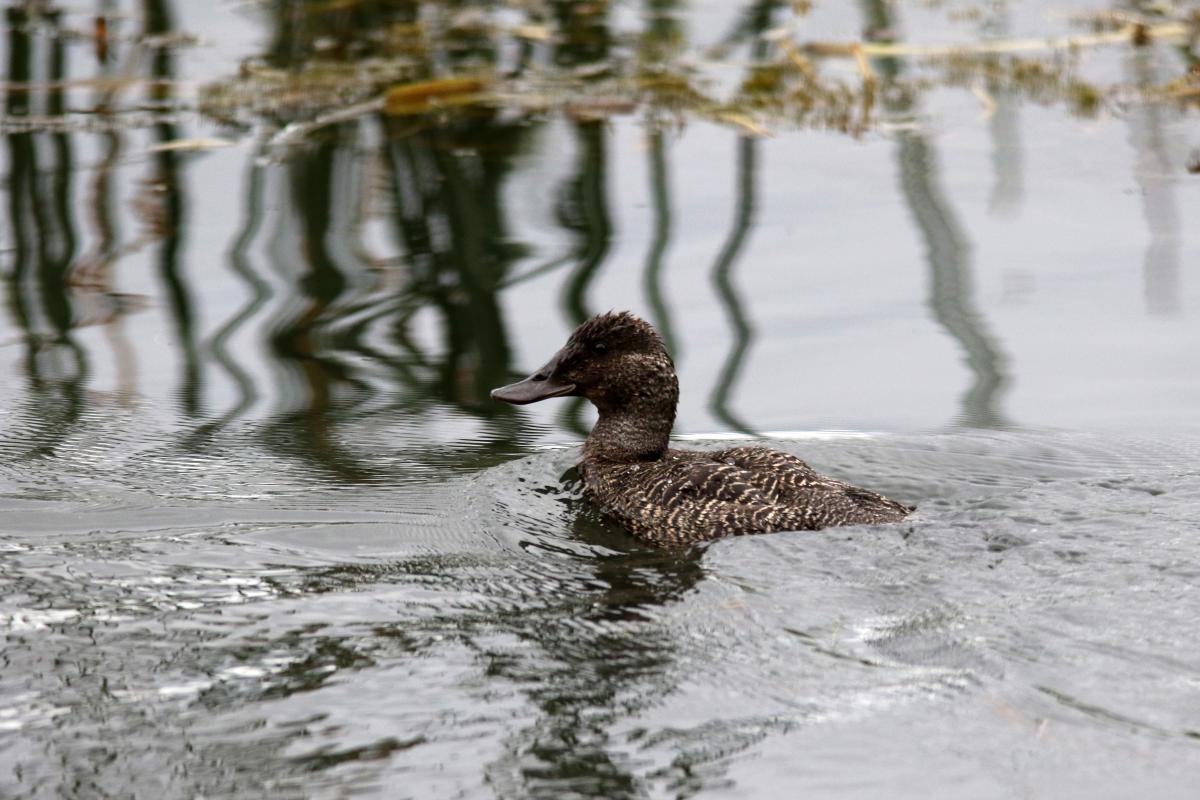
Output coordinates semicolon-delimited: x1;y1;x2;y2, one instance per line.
592;458;774;517
712;446;913;518
622;500;820;545
586;458;833;545
583;449;911;546
708;446;824;500
651;459;774;506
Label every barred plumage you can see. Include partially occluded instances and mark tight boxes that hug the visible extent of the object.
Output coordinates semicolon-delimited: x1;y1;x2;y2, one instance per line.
581;446;911;546
492;312;913;545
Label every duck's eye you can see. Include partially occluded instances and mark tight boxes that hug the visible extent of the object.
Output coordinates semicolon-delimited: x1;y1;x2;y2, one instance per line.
593;342;606;354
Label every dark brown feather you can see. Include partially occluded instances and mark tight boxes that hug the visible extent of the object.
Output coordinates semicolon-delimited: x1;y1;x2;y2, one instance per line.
581;446;912;546
495;311;913;545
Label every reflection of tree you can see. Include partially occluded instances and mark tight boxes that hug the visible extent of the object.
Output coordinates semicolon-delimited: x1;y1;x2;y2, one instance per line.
980;5;1024;216
81;39;136;398
555;120;613;438
142;0;201;418
546;2;617;438
5;9;37;373
259;129;382;481
263;0;417;69
205;152;271;429
0;0;1094;456
709;137;759;436
708;1;780;436
639;0;683;362
204;2;543;474
382;115;527;415
1124;14;1182;315
642;129;679;359
3;7;87;457
861;0;1011;429
897;137;1009;428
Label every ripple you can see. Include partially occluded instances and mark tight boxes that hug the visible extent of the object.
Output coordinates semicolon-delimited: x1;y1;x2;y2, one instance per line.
0;693;70;734
3;427;1200;798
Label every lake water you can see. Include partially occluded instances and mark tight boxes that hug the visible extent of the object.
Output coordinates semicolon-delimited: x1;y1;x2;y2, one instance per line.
2;1;1199;798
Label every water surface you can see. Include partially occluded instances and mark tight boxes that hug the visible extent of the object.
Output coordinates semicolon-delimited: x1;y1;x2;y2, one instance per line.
2;1;1199;797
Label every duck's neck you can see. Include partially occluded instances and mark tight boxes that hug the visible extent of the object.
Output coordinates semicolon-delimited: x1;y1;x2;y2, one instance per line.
582;384;677;464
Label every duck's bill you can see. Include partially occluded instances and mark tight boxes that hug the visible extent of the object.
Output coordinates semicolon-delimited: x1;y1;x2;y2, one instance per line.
490;375;576;405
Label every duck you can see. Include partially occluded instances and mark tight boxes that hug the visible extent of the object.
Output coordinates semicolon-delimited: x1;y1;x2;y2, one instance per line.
491;311;912;545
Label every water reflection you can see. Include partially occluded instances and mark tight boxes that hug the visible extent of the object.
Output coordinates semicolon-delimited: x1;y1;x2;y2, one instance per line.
261;127;382;480
4;2;1200;797
557;119;613;437
707;2;779;436
4;7;87;458
981;4;1024;216
145;0;199;416
861;0;1012;430
485;541;708;797
205;152;269;430
897;136;1011;429
642;128;679;359
1125;33;1184;316
380;111;533;452
4;0;1196;455
709;136;759;436
640;3;682;360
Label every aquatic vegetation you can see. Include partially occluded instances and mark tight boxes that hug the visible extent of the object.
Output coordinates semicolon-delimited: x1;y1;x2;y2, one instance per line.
189;2;1200;148
200;58;421;126
4;2;1194;142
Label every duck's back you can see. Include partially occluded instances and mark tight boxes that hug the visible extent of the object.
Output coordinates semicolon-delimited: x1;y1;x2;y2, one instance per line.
581;445;912;545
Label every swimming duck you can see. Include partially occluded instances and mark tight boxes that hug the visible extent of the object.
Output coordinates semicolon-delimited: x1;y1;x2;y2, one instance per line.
492;312;912;545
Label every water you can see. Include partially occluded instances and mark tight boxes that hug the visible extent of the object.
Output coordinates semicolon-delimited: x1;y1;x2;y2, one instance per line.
2;1;1200;797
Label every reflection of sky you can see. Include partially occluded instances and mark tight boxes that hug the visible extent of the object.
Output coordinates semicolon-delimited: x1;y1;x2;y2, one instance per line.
500;107;1199;434
2;0;1199;446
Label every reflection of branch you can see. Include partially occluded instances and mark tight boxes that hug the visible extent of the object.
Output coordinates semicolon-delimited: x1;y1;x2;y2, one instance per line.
802;21;1191;59
498;252;574;289
862;0;1010;429
639;9;686;360
559;123;611;322
145;0;199;417
708;0;780;58
47;18;79;331
641;129;679;359
256;131;387;483
981;9;1024;216
267;97;383;154
92;122;137;398
427;137;514;402
986;90;1023;215
2;8;87;456
558;121;612;438
382;113;528;423
5;9;38;383
1126;43;1182;315
206;148;271;427
33;10;82;359
705;1;779;436
708;137;758;436
897;135;1008;428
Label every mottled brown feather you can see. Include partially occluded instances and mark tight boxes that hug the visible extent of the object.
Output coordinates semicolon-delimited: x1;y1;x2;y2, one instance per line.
496;311;913;545
581;447;912;546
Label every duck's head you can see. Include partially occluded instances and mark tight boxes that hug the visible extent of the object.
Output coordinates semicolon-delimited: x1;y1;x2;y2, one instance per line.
491;311;677;417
